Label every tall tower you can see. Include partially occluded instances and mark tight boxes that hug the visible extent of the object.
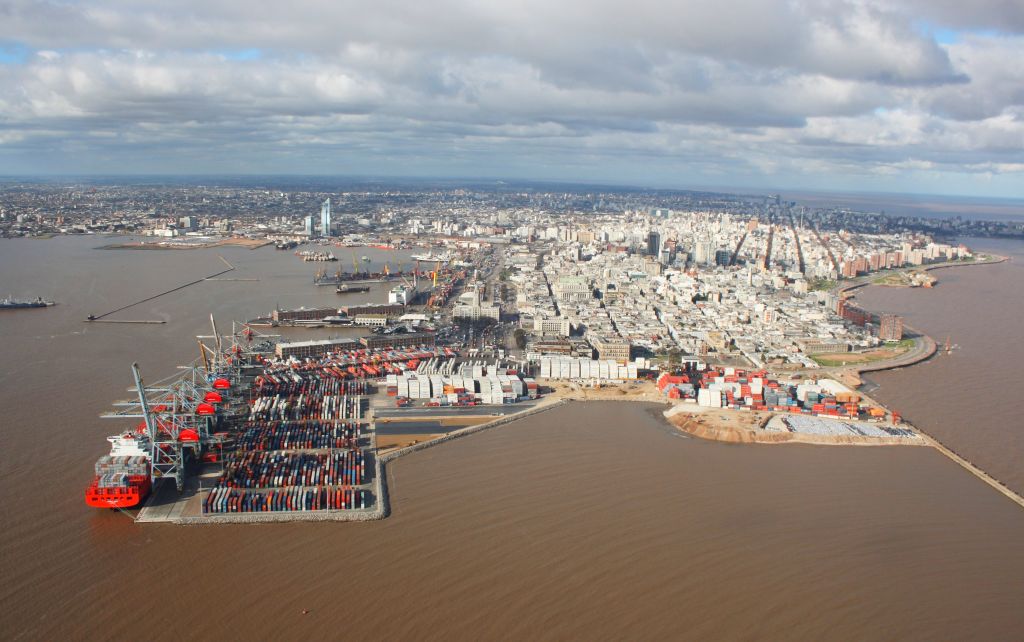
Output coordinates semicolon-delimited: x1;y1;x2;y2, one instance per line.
320;198;332;237
646;230;661;257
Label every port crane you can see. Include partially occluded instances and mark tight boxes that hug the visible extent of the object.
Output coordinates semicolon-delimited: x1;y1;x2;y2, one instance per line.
101;363;209;491
101;315;278;492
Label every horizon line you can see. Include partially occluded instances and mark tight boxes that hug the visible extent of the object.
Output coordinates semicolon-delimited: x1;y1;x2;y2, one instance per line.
0;173;1021;204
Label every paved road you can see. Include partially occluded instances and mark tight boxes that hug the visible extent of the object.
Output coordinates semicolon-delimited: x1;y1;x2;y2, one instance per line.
375;400;541;420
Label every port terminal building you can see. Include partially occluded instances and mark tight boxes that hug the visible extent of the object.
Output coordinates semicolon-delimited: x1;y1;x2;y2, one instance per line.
275;332;437;359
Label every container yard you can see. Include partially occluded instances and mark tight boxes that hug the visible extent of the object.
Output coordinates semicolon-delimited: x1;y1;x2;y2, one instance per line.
659;363;924;446
95;333;558;522
82;321;396;524
657;366;905;426
767;414;919;439
193;353;378;521
538;356;640;382
118;335;545;522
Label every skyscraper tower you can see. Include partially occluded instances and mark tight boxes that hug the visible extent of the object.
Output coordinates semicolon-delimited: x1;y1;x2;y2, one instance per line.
320;198;332;237
646;230;661;257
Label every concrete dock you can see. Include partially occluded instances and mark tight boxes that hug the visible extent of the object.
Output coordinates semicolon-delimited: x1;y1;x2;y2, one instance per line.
137;432;382;524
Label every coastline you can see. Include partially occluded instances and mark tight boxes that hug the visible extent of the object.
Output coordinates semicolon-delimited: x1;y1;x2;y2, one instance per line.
99;238;272;250
842;250;1024;510
663;404;927;447
819;255;1011;384
834;252;1009;297
146;253;1023;525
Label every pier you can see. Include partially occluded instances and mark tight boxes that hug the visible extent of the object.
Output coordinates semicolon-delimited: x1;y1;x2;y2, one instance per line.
86;256;236;322
919;430;1024;510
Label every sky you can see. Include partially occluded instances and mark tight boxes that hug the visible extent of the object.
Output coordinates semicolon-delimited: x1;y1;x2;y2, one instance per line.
0;0;1022;197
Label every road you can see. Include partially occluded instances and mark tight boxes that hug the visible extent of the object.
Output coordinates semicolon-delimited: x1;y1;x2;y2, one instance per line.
375;400;542;420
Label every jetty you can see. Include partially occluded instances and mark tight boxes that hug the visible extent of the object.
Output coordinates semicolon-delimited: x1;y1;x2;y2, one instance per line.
86;256;237;322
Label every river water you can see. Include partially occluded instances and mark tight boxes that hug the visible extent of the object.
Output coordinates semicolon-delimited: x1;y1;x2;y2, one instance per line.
855;237;1024;497
1;236;1022;640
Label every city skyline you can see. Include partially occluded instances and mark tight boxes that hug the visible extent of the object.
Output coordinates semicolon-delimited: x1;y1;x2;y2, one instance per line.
0;1;1022;197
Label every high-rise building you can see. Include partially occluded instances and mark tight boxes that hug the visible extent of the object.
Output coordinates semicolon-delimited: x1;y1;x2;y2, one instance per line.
320;198;332;237
646;230;661;257
879;314;903;341
694;241;715;266
304;215;314;236
715;249;732;267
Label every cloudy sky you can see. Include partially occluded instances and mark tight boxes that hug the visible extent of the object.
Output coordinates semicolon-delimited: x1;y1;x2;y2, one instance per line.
1;0;1022;197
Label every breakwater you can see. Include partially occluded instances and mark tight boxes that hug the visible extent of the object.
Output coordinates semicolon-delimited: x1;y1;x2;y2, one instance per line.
86;256;235;321
918;431;1024;510
375;400;571;519
378;399;569;465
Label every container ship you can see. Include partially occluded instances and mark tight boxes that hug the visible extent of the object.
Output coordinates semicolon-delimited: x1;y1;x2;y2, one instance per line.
336;283;371;294
313;268;395;286
298;250;337;262
1;296;55;309
409;251;453;262
84;432;152;509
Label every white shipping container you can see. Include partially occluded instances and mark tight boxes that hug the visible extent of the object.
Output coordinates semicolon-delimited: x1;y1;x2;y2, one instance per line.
697;389;713;407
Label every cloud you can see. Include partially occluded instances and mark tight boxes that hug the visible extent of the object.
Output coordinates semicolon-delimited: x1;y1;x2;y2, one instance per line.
0;0;1020;196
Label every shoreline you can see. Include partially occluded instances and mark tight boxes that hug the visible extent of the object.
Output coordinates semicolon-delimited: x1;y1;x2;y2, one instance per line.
99;238;272;251
148;253;1022;525
833;252;1009;298
815;255;1012;384
840;251;1024;510
663;404;927;448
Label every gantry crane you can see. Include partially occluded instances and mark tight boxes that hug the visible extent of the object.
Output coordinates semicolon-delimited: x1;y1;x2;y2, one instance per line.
101;315;278;491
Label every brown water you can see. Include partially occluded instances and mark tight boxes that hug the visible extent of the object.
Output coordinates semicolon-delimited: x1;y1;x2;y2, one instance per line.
2;236;1023;640
855;237;1024;497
